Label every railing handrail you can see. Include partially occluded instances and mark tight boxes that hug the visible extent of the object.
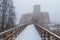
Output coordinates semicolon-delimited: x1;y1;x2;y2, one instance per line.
35;24;60;39
0;24;26;35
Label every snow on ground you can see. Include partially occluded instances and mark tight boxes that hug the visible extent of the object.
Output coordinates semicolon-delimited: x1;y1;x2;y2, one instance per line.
49;27;60;30
15;24;42;40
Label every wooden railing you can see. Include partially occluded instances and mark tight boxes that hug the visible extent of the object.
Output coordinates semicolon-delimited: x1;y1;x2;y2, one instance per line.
0;24;27;40
1;24;60;40
35;24;60;40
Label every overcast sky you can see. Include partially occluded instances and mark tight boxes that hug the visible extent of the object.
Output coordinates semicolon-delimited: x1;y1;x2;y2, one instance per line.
13;0;60;24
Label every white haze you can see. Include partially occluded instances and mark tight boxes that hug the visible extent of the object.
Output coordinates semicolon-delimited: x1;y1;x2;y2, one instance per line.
13;0;60;24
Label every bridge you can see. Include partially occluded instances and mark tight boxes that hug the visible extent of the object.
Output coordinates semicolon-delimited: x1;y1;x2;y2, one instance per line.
0;24;60;40
0;5;60;40
0;0;60;40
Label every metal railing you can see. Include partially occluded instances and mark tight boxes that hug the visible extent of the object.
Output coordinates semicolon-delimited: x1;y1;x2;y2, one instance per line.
0;24;27;40
35;24;60;40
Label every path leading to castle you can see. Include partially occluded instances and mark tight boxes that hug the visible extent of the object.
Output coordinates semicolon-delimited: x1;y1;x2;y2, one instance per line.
15;24;42;40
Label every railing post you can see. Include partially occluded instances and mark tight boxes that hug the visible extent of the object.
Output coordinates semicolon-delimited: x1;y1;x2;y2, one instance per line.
15;28;18;37
48;33;50;40
18;27;20;34
11;30;14;40
4;33;8;40
44;30;46;40
53;36;59;40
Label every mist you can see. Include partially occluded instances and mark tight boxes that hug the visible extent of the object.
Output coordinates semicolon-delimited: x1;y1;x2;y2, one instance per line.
13;0;60;24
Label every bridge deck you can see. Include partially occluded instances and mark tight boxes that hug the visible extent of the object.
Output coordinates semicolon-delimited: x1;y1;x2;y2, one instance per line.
15;24;42;40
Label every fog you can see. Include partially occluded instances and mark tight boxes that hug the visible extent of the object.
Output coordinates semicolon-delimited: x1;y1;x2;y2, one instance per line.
13;0;60;24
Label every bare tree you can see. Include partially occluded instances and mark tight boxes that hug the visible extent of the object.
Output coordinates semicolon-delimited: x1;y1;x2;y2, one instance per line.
0;0;16;32
1;0;7;31
6;6;16;29
6;0;16;30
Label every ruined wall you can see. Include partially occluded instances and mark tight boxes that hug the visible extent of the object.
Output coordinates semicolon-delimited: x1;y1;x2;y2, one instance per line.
38;12;50;25
20;13;33;25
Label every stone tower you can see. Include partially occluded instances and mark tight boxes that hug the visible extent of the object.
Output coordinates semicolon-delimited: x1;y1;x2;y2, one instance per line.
33;5;41;15
33;5;41;23
33;5;50;24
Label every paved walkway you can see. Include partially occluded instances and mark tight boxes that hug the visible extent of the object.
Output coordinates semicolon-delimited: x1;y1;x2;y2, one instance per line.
15;24;42;40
